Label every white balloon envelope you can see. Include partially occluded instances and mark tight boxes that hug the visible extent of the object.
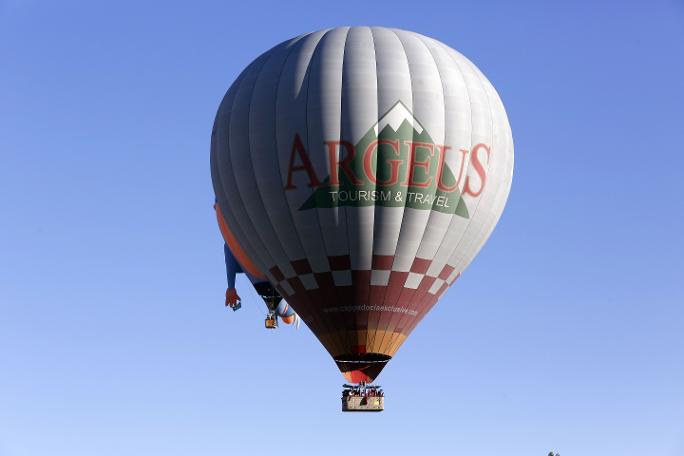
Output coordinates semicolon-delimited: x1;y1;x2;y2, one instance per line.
211;26;514;383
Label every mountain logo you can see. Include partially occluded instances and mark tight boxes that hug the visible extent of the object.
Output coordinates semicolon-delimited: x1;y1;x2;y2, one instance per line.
284;101;491;218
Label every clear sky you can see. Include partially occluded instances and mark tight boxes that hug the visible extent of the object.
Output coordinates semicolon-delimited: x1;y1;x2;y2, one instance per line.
1;1;683;455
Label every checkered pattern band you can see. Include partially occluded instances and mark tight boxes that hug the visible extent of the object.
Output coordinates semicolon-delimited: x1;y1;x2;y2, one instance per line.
270;255;459;298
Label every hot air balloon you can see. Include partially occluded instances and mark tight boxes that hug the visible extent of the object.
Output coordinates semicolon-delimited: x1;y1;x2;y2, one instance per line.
215;202;300;328
210;27;513;409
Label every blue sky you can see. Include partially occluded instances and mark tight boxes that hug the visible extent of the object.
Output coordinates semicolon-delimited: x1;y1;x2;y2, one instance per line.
1;1;683;455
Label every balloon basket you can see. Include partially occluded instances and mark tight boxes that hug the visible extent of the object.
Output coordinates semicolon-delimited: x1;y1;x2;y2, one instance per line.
264;314;278;329
341;383;385;412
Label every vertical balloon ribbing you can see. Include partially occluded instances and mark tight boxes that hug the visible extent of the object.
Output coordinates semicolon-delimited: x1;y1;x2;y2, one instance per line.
211;27;514;382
